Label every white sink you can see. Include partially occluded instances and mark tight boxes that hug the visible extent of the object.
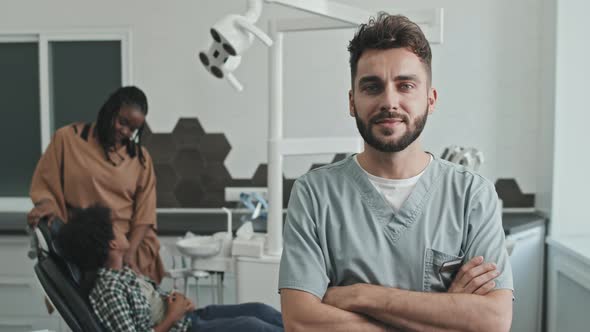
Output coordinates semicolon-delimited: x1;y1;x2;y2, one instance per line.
176;236;222;258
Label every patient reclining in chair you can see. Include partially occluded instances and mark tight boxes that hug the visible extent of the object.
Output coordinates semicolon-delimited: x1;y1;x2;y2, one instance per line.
56;204;283;332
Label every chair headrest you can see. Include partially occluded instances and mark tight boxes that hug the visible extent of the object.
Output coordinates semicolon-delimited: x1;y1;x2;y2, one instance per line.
36;217;64;255
32;217;81;285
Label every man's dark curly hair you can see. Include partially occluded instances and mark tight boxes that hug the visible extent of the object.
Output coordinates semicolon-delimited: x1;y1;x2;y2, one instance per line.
56;205;114;271
348;13;432;87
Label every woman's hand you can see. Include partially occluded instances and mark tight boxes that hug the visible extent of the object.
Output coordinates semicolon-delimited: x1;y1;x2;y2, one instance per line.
124;224;151;275
27;200;56;227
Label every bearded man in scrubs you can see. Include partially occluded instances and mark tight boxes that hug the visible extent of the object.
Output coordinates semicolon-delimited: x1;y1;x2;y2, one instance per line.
279;13;513;332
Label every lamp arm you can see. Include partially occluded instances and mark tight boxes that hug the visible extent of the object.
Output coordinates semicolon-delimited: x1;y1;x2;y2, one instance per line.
244;0;264;23
235;16;273;47
226;73;244;92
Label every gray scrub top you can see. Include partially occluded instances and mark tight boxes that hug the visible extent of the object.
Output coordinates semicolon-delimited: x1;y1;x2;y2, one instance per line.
278;154;513;299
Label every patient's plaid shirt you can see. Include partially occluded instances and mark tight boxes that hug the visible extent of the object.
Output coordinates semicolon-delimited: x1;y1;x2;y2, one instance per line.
89;266;191;332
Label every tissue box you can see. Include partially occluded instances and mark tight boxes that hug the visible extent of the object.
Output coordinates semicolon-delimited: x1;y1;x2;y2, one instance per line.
232;233;266;258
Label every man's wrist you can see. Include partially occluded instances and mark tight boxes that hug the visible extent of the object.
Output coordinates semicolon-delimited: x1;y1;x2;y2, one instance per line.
352;284;389;314
349;284;370;312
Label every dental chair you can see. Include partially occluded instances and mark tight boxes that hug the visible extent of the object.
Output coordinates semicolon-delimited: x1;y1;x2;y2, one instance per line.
29;217;104;332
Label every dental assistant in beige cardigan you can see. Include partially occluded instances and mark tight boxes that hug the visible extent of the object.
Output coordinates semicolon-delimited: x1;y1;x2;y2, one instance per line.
27;86;165;283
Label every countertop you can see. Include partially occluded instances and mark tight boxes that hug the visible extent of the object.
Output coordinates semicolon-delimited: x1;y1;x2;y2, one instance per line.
0;210;269;236
502;212;547;235
546;235;590;266
0;210;546;236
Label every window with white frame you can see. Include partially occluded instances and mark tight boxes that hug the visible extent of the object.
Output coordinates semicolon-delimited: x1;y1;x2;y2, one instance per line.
0;31;131;211
0;40;41;198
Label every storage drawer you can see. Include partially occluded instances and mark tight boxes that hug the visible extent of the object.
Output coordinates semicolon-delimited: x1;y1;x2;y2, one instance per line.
0;237;36;277
506;226;545;332
0;276;48;316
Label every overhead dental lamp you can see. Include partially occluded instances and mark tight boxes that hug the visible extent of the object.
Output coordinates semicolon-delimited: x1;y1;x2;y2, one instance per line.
199;0;273;91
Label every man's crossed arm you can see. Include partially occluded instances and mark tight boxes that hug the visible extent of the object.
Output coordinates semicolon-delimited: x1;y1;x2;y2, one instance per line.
281;256;512;332
322;283;512;332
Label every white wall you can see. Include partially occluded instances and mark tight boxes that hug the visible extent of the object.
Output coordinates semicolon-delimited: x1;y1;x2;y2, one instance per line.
0;0;544;192
550;0;590;236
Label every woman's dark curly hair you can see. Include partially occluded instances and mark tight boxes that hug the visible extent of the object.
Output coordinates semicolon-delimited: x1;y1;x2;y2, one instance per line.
56;204;114;271
95;86;148;167
348;13;432;87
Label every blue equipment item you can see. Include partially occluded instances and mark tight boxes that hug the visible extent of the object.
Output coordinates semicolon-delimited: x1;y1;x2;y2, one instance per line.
239;192;268;222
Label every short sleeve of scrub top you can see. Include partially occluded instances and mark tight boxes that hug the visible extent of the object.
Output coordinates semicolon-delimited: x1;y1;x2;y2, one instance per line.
278;179;330;299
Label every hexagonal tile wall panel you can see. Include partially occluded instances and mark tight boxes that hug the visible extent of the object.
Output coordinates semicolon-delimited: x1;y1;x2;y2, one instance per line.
143;119;349;208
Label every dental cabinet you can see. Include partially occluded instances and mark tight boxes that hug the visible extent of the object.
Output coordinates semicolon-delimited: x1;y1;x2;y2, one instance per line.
504;213;546;332
546;236;590;332
0;234;64;331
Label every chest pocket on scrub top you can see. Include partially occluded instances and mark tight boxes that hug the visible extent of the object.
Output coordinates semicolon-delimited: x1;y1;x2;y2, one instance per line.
423;248;464;292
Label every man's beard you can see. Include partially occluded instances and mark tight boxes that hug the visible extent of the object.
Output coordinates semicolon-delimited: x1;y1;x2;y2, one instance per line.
354;105;428;153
